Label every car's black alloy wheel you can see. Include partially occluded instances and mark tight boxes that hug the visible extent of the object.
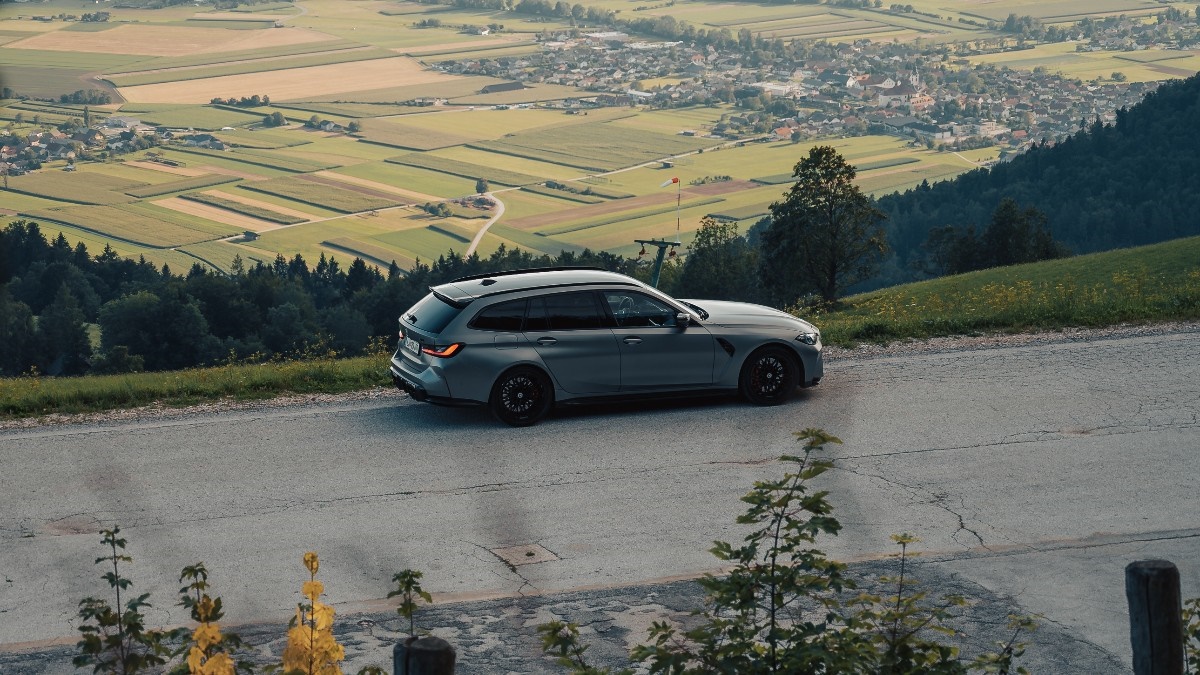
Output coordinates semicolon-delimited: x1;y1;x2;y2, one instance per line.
490;366;553;426
739;346;799;405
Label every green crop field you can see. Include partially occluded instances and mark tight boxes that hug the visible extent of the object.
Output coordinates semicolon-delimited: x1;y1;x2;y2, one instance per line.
0;48;143;70
358;123;474;151
169;146;338;173
175;240;254;274
858;163;965;196
241;176;400;213
470;121;719;172
272;101;423;118
22;203;239;248
224;147;341;172
448;84;587;106
959;0;1157;23
300;77;501;103
386;153;546;186
323;237;414;270
6;172;143;206
371;224;479;260
101;40;358;74
536;195;725;236
966;41;1200;82
140;148;286;179
332;162;474;199
179;193;306;224
124;174;241;198
114;105;264;130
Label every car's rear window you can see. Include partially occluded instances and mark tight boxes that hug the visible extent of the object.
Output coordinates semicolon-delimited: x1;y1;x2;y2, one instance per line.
404;292;463;334
527;292;605;331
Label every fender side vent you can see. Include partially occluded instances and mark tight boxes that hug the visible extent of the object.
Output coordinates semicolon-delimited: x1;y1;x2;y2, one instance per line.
715;337;735;356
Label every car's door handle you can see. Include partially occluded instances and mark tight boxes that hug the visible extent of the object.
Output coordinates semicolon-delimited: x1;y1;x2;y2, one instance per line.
536;337;557;346
623;337;643;345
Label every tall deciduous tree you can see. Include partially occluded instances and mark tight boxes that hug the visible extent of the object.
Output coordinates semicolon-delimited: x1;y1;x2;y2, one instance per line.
759;146;887;305
677;216;757;301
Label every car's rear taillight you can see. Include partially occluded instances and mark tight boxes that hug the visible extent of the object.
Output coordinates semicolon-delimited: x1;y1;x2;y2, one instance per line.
421;343;464;358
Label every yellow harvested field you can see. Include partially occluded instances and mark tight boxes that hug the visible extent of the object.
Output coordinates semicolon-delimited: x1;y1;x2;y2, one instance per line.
118;57;461;103
7;24;333;57
0;20;64;33
123;161;210;177
313;170;442;203
201;190;316;220
154;197;282;232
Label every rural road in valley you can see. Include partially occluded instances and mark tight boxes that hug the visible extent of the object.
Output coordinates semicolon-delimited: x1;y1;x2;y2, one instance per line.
1;329;1198;672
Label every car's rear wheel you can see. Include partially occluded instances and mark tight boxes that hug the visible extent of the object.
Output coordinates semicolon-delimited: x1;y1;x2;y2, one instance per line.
490;366;553;426
739;346;799;405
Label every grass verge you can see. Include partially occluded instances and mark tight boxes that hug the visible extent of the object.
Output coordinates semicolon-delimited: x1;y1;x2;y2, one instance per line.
0;355;390;420
813;236;1200;346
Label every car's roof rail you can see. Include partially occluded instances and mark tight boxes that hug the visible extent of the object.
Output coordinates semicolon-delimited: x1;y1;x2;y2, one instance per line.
449;266;606;283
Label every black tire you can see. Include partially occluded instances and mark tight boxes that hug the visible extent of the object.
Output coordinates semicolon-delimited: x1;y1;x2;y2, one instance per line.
489;366;553;426
739;346;799;406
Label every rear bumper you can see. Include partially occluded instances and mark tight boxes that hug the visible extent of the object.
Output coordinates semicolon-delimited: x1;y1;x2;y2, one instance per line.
390;365;429;401
389;358;482;407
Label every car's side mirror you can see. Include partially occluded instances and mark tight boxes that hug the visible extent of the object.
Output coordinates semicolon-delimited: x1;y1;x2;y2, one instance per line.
675;312;690;328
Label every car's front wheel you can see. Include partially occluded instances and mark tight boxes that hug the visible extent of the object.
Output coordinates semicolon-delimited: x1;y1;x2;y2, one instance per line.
739;346;799;406
489;366;553;426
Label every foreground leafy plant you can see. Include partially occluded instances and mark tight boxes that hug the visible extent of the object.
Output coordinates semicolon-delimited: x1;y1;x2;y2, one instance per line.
542;429;1035;674
388;569;432;639
278;552;346;675
172;563;252;675
74;527;183;675
1184;597;1200;674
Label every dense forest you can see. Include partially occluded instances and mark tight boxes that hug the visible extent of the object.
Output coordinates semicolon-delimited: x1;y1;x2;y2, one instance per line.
0;222;643;377
874;71;1200;288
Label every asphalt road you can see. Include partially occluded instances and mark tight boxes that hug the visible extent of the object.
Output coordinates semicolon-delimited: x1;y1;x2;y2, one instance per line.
2;329;1198;673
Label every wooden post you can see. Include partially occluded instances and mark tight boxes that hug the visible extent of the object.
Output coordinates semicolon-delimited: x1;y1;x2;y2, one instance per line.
394;635;456;675
1126;559;1184;675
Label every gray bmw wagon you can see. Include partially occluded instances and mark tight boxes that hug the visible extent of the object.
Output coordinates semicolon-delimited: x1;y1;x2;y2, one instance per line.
390;267;823;425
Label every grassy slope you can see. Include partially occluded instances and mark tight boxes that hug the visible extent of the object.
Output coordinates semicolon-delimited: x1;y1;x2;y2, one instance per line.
3;236;1199;420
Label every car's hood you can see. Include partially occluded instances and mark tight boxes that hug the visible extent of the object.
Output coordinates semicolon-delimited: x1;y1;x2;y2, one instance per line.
682;299;817;332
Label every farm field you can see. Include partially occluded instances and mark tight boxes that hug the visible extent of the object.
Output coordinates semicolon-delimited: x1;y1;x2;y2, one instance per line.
967;42;1200;82
117;57;463;103
6;0;1192;276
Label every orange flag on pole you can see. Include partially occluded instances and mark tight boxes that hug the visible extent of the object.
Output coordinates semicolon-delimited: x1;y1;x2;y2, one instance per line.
659;177;679;187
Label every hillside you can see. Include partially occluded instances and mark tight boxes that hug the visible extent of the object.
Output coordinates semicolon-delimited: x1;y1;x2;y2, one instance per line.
875;71;1200;287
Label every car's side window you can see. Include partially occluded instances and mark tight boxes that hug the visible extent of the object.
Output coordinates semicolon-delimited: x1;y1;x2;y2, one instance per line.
470;299;526;331
527;292;606;331
604;291;677;328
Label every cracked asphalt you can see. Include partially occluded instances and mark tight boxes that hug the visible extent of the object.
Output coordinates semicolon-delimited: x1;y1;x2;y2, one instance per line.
1;327;1198;673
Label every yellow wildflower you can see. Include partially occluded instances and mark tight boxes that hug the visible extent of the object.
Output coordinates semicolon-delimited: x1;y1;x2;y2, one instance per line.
304;552;319;575
303;580;325;601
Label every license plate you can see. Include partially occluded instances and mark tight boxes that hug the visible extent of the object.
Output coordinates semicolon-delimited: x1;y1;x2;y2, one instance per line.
404;336;421;355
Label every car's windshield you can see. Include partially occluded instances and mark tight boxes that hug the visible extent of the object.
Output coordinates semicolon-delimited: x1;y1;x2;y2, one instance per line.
680;300;709;320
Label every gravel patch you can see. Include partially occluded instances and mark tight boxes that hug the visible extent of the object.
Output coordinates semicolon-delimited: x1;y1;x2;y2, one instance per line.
5;321;1198;432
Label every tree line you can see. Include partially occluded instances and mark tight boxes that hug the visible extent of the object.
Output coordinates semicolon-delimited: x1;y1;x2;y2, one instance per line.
0;221;642;378
875;71;1200;288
